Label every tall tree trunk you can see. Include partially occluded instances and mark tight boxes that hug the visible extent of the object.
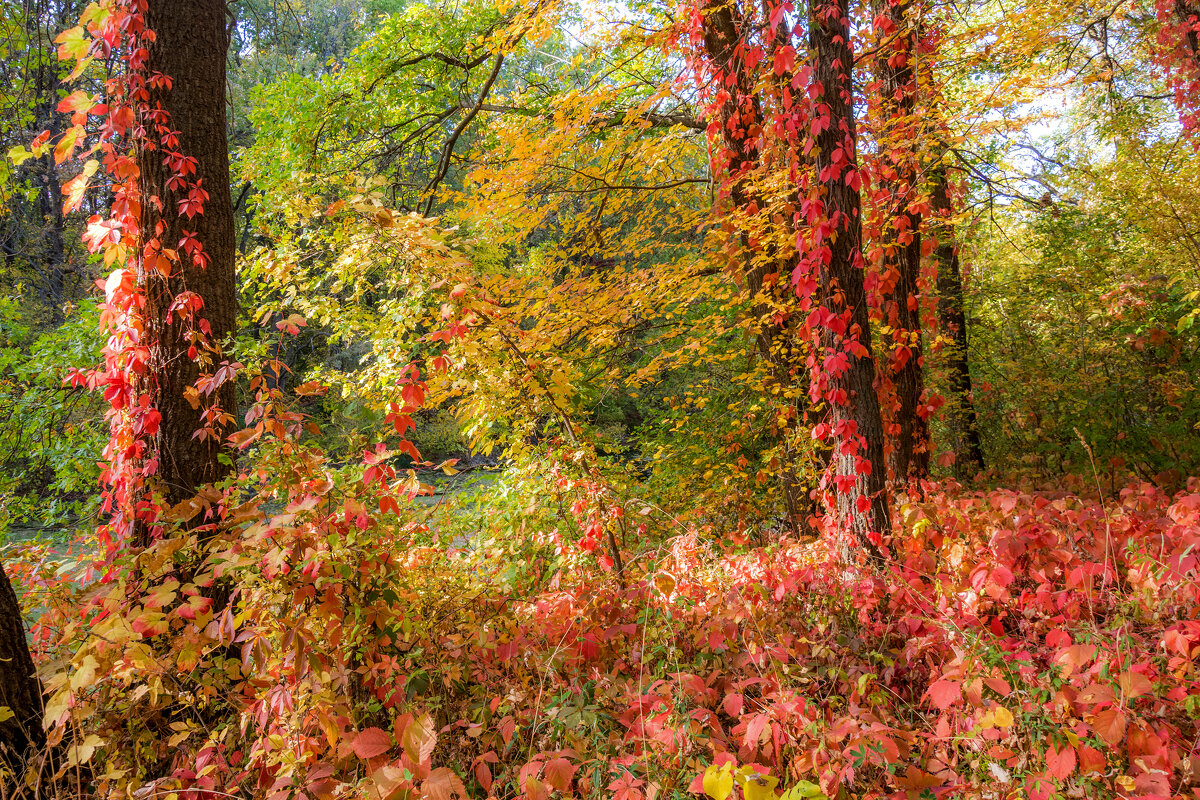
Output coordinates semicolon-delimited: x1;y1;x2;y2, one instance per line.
1176;1;1200;69
809;0;891;547
26;5;71;321
874;0;929;485
700;0;817;535
0;564;43;775
930;161;984;476
133;0;237;544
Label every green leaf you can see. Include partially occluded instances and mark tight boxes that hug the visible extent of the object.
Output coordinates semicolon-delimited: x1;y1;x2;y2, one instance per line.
780;781;826;800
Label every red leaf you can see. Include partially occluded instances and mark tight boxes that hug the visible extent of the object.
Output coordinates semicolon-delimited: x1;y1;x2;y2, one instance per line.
744;713;769;748
1045;742;1076;781
1077;745;1106;775
353;727;393;760
474;761;493;793
927;680;962;710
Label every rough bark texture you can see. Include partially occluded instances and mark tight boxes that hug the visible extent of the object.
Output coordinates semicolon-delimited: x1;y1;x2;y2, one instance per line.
134;0;237;543
930;162;984;476
1177;1;1200;69
701;0;817;534
0;564;43;772
809;0;891;545
875;0;929;485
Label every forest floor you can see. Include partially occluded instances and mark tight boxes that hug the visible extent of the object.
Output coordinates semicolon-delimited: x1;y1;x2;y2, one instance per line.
9;476;1200;800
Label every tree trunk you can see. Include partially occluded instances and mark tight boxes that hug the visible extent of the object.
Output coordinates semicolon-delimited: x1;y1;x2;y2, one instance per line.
0;564;43;774
874;0;929;486
1176;1;1200;69
24;5;74;321
700;0;817;534
133;0;237;543
930;161;984;476
808;0;891;549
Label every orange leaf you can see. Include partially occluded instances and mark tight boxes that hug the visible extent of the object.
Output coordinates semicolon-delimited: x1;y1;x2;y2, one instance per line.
421;767;466;800
54;126;80;165
370;765;413;800
56;90;93;114
1089;707;1126;747
895;766;942;791
1077;745;1107;774
1052;644;1096;677
544;758;575;792
402;712;437;765
1118;671;1154;700
62;172;89;213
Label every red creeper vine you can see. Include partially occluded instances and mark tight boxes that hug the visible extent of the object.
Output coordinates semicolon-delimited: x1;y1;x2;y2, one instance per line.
56;0;227;555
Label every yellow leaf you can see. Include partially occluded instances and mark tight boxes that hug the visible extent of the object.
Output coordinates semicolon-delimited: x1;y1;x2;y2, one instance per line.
43;689;70;728
69;655;99;691
7;145;32;166
703;764;734;800
993;705;1014;729
66;734;103;766
742;773;779;800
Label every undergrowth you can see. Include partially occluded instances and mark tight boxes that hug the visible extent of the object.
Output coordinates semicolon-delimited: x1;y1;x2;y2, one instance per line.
7;471;1199;800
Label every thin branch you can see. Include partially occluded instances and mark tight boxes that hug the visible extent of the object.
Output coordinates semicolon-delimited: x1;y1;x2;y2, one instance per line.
423;53;505;215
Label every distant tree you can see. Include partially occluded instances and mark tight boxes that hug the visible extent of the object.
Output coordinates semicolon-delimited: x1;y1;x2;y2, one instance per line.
1;0;90;321
929;160;984;476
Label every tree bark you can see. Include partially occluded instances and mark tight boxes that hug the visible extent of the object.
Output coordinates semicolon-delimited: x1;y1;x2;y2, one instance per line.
874;0;929;486
133;0;237;543
0;564;43;774
809;0;891;547
32;22;68;317
930;161;984;476
1176;1;1200;70
700;0;818;534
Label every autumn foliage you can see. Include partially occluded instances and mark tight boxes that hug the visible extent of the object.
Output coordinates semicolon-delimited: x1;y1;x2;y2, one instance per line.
14;461;1200;798
1;0;1199;797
